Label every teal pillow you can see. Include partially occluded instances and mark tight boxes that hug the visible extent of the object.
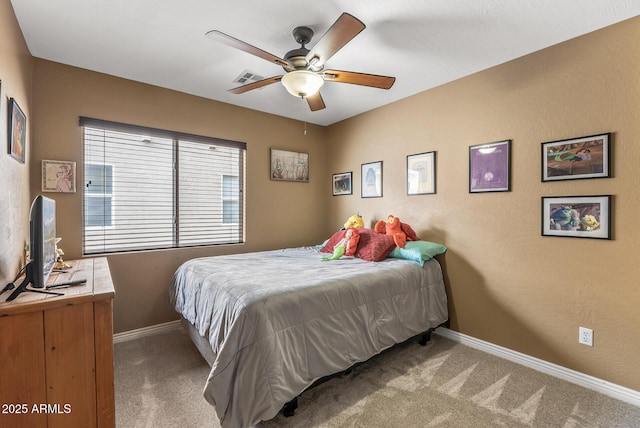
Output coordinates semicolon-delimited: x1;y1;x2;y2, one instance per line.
388;240;447;266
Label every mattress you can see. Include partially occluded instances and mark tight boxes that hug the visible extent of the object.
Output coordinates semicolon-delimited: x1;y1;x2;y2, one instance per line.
169;246;448;427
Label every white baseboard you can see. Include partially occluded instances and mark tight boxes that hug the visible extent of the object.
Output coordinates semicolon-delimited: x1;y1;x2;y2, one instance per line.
113;320;182;344
435;327;640;407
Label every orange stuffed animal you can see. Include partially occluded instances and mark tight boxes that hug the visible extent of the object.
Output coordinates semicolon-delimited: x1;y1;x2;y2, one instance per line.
374;215;419;248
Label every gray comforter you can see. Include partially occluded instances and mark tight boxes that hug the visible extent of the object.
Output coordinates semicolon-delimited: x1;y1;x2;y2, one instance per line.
169;246;448;427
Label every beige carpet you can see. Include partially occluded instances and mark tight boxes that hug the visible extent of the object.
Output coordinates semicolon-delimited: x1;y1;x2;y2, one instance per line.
114;329;640;427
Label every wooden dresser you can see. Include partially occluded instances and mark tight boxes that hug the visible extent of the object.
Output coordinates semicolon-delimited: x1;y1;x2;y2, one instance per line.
0;257;115;428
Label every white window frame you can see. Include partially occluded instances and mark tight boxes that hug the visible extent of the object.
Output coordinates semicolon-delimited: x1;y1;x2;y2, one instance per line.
221;174;240;225
84;162;115;230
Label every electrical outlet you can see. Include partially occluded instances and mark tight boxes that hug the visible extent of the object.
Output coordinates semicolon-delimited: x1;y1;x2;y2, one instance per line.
579;327;593;346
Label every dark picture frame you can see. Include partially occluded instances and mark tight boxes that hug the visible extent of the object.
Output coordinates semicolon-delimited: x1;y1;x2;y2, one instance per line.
270;148;309;182
407;151;436;195
541;195;611;239
469;140;511;193
332;171;352;196
541;133;610;181
361;161;382;198
9;98;27;164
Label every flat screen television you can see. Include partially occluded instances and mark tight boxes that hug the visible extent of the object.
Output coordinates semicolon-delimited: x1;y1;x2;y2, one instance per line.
5;195;57;301
30;195;57;288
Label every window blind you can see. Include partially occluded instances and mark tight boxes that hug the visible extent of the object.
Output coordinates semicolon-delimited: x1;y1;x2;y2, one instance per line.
80;117;245;255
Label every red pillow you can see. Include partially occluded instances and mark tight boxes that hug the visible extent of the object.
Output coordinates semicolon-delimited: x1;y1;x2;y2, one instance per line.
354;228;396;261
321;228;396;262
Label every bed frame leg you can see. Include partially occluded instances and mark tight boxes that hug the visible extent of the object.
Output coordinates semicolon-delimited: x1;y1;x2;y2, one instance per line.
282;397;298;417
419;331;432;346
419;320;450;346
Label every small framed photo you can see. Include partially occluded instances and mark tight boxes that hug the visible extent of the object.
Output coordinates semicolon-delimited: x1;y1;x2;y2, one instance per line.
9;98;27;164
542;133;610;181
270;148;309;182
542;195;611;239
469;140;511;193
332;171;352;196
407;151;436;195
42;160;77;193
361;161;382;198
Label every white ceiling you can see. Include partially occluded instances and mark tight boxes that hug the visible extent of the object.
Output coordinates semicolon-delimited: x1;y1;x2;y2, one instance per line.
10;0;640;126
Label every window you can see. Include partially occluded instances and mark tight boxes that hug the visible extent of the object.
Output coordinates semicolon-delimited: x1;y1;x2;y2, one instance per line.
222;175;239;224
81;117;245;255
85;163;114;227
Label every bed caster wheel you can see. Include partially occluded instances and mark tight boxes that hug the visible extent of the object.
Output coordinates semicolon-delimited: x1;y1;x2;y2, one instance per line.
282;397;298;417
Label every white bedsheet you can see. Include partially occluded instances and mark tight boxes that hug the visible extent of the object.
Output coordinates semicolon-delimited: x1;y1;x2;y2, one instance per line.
169;246;448;427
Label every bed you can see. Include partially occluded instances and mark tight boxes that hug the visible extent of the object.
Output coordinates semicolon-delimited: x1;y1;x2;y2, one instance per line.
169;238;448;428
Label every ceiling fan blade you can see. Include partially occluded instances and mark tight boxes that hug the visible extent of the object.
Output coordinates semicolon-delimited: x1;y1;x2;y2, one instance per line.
228;76;283;94
206;30;290;68
305;13;365;67
306;92;326;111
323;69;396;89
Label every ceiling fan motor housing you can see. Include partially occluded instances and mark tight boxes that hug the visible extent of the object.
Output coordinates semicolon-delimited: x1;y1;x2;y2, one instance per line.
285;26;314;70
284;48;310;69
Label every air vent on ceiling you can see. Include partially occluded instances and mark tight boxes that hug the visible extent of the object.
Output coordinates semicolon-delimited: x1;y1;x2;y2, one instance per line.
233;69;264;85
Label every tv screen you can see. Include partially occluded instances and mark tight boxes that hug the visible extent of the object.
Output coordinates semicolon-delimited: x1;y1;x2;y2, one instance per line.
30;195;56;288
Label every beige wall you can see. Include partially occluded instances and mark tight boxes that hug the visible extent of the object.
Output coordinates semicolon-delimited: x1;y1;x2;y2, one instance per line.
326;16;640;391
3;0;639;394
29;60;328;333
0;0;32;286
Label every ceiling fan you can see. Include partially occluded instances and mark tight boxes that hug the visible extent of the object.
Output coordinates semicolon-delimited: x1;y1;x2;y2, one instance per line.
206;12;396;111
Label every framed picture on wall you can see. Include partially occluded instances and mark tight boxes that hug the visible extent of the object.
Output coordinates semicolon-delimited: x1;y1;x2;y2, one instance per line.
270;148;309;182
361;161;383;198
541;195;611;239
407;151;436;195
469;140;511;193
42;160;77;193
332;172;352;196
9;98;27;164
541;133;610;181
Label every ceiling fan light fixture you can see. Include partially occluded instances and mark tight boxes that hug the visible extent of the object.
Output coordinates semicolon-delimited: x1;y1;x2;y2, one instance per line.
281;70;324;98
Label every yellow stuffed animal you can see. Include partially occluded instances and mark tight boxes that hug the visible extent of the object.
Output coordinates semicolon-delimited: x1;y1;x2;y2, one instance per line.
343;213;365;229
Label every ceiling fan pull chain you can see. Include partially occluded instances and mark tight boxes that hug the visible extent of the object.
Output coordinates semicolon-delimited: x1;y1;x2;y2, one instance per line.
304;100;308;135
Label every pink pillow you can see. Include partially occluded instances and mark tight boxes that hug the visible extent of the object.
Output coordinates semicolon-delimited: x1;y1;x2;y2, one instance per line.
321;228;396;262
